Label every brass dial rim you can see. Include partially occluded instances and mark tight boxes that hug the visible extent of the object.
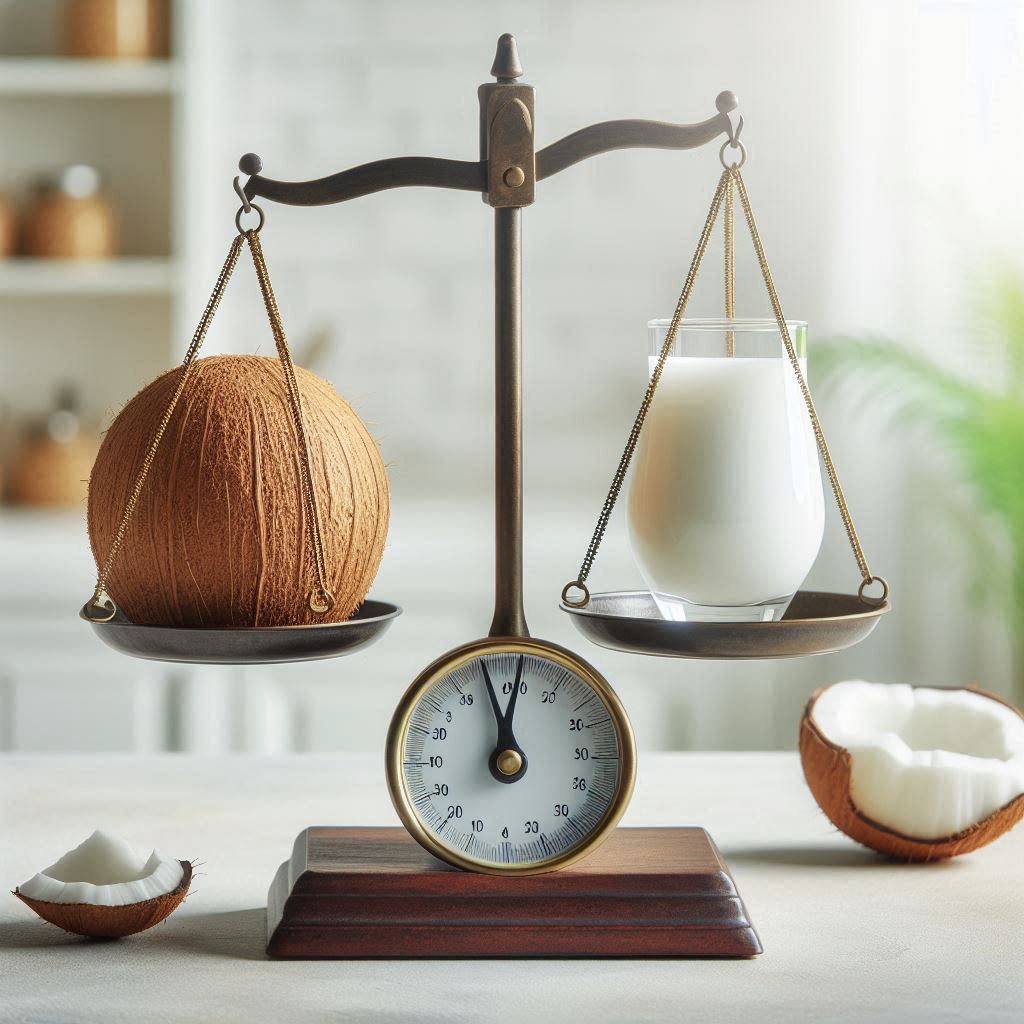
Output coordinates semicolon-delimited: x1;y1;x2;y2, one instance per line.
385;636;636;876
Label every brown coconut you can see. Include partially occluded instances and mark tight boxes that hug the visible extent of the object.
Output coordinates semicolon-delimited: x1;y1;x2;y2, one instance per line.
800;686;1024;861
14;861;192;939
88;355;389;627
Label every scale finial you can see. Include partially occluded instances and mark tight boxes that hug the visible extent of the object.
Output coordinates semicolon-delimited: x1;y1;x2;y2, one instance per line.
715;91;738;115
238;152;263;176
491;33;523;81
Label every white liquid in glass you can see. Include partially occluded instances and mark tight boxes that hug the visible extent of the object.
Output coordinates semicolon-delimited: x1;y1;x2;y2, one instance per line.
627;356;824;614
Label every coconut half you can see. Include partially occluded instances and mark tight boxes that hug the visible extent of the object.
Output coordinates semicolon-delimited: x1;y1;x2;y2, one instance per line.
800;682;1024;860
14;830;191;937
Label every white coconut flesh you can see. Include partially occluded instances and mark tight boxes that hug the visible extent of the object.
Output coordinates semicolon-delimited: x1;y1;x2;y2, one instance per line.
18;830;184;906
812;681;1024;839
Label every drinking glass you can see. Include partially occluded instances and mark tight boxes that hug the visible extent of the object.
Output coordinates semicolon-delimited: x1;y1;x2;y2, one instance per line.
627;318;824;622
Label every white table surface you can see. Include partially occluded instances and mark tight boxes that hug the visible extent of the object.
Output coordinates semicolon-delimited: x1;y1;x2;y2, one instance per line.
1;752;1021;1024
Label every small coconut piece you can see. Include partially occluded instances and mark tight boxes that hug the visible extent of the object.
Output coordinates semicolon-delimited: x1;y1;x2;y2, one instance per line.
13;830;191;938
800;682;1024;860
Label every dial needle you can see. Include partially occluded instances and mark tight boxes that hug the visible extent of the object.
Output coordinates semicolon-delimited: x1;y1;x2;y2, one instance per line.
482;656;528;784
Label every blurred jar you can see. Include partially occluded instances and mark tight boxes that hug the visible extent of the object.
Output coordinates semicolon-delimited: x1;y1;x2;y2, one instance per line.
0;194;16;259
7;385;99;508
23;166;118;260
65;0;169;59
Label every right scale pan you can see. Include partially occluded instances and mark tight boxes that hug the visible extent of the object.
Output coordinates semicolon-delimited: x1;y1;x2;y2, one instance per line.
560;590;889;661
561;171;894;663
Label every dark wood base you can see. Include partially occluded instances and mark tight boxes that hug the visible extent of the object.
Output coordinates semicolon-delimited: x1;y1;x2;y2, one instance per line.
266;826;761;958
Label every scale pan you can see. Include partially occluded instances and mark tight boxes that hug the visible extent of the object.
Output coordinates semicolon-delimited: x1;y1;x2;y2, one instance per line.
561;590;888;660
81;599;401;665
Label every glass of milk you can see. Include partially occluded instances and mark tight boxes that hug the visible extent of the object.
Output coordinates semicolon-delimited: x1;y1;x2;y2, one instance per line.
627;319;824;622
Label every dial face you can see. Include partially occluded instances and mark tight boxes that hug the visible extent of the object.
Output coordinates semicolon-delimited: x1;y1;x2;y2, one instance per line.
388;641;635;874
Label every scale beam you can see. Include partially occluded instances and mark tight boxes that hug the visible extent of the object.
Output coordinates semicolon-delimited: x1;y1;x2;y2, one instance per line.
536;111;733;180
245;156;485;207
242;108;738;207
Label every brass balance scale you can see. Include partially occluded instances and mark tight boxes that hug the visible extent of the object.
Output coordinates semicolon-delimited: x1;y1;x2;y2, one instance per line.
83;35;889;958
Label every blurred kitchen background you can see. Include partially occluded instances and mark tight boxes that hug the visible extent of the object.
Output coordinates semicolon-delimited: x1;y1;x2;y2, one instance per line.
1;0;1022;754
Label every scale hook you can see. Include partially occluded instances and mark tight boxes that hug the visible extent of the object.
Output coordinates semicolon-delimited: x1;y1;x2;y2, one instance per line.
233;174;251;215
233;153;264;215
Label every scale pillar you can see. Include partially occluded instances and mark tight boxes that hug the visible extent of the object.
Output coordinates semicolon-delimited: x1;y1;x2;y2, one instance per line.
483;34;534;639
490;205;527;638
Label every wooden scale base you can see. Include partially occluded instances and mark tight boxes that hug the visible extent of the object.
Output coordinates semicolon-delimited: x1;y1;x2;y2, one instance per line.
266;826;761;958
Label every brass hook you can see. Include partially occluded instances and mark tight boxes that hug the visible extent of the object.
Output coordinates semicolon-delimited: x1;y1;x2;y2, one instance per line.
714;90;742;146
233;175;252;215
719;113;746;169
233;153;263;216
727;113;744;147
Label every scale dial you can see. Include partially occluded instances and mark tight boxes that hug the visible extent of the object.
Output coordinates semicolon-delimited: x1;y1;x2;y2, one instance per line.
386;638;636;875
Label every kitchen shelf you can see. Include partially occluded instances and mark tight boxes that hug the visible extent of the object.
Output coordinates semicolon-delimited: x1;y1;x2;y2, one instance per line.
0;258;178;296
0;58;179;96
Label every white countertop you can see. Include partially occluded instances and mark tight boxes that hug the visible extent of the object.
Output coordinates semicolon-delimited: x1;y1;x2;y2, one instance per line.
1;752;1021;1023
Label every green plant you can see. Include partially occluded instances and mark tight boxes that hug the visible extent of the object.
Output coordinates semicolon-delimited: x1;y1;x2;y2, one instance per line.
816;274;1024;703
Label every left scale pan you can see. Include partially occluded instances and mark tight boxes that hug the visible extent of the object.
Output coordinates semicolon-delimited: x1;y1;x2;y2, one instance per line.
80;599;401;665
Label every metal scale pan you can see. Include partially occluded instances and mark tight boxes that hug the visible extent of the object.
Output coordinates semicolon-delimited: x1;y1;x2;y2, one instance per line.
561;590;889;660
81;599;401;665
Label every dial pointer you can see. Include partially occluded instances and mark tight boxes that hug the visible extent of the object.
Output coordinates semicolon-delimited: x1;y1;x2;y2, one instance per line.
482;657;528;784
482;661;504;725
505;655;524;726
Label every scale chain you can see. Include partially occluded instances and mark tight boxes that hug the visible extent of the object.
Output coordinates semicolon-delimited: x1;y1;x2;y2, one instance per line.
246;230;335;614
562;166;887;609
730;169;883;601
85;234;245;621
561;169;732;609
724;173;736;356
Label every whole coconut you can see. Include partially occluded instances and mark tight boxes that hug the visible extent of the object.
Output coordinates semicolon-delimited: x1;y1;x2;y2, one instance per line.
88;355;389;627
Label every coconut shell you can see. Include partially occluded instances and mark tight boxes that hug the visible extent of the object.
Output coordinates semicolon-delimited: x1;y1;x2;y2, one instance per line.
14;860;192;938
87;355;389;627
800;686;1024;861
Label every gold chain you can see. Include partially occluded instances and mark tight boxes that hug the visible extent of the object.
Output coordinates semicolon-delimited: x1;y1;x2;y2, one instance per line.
730;167;880;594
85;220;337;621
246;230;335;614
561;169;731;608
85;234;245;621
562;165;887;609
724;173;736;356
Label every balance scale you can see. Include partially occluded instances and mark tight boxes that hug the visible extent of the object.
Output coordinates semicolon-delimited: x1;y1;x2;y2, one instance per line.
85;34;889;958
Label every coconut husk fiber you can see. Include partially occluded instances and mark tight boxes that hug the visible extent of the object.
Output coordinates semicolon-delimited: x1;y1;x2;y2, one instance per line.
88;355;389;627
